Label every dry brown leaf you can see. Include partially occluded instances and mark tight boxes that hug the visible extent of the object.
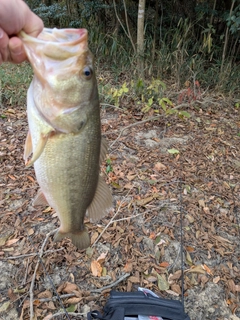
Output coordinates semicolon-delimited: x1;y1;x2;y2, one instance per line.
159;261;169;268
65;297;83;304
91;260;102;277
170;283;181;295
169;270;182;281
202;264;213;275
186;214;195;223
91;232;99;244
63;282;79;294
124;262;133;273
37;290;52;299
154;162;167;171
97;252;108;264
198;199;205;207
5;238;20;246
135;196;154;206
213;276;221;284
128;276;140;283
186;246;195;252
187;265;206;274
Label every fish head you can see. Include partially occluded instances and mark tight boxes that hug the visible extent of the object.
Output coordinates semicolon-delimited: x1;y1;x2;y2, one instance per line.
19;28;99;133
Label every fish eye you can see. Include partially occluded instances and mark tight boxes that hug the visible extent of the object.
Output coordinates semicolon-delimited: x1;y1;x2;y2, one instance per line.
83;66;92;79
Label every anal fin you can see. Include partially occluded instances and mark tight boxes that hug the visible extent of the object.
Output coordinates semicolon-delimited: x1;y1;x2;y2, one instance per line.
87;174;112;222
33;189;49;207
100;136;108;163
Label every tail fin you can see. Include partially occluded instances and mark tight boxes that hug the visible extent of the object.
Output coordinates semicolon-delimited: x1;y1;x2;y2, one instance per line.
54;227;90;250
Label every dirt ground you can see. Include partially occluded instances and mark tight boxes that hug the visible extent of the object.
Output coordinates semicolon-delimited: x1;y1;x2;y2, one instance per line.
0;92;239;320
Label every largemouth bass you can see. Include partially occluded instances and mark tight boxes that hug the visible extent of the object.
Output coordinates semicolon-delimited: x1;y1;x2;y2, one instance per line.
19;28;112;249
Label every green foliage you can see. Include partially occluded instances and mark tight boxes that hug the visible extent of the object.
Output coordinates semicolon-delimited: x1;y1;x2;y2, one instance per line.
106;158;113;174
22;0;240;96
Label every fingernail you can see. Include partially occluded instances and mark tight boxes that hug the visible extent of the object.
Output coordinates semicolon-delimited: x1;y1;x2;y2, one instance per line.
0;28;3;38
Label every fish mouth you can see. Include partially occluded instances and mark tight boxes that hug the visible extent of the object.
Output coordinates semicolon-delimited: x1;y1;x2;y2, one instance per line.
19;28;88;60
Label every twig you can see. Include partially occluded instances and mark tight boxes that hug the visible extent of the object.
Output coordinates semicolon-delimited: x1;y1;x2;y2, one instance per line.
29;229;58;320
111;211;147;223
110;105;187;148
22;258;29;286
38;273;131;303
92;187;134;246
90;272;130;293
48;312;85;320
2;248;64;260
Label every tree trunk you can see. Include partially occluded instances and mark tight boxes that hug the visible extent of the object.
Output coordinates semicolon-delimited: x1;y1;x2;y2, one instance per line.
137;0;146;79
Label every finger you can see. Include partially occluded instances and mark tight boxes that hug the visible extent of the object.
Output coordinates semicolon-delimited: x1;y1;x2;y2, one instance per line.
9;37;27;64
23;10;44;37
0;27;10;63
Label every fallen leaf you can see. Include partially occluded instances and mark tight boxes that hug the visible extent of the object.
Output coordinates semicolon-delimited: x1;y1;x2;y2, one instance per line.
91;260;102;277
5;238;20;246
97;252;108;264
167;148;179;154
91;232;99;244
187;265;206;274
0;301;10;312
135;196;154;206
213;276;220;284
128;276;140;283
202;264;213;275
186;246;195;252
157;274;169;291
63;283;79;293
124;262;133;273
154;162;166;171
159;261;169;268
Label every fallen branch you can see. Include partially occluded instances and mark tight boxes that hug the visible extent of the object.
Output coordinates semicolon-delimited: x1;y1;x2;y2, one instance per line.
90;272;130;293
29;228;58;320
48;312;85;320
2;248;64;260
110;104;188;148
37;273;131;302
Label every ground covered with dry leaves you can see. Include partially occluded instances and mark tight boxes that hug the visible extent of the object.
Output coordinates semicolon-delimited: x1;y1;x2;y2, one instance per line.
0;87;239;320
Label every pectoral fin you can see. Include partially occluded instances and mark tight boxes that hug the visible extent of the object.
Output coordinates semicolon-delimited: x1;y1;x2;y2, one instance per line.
25;132;52;167
33;189;49;206
87;174;112;222
24;131;33;162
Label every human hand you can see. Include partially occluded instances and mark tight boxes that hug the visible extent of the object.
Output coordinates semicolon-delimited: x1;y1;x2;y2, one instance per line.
0;0;43;64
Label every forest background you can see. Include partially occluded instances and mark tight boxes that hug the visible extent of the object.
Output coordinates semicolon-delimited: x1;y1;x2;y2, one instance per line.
25;0;240;98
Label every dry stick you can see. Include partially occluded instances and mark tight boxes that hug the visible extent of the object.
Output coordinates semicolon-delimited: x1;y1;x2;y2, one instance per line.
110;104;188;148
29;228;58;320
92;187;135;247
38;273;131;303
90;272;130;293
48;312;85;320
2;248;64;260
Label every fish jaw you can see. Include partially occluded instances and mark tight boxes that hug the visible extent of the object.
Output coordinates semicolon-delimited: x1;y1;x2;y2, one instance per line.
19;28;97;134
